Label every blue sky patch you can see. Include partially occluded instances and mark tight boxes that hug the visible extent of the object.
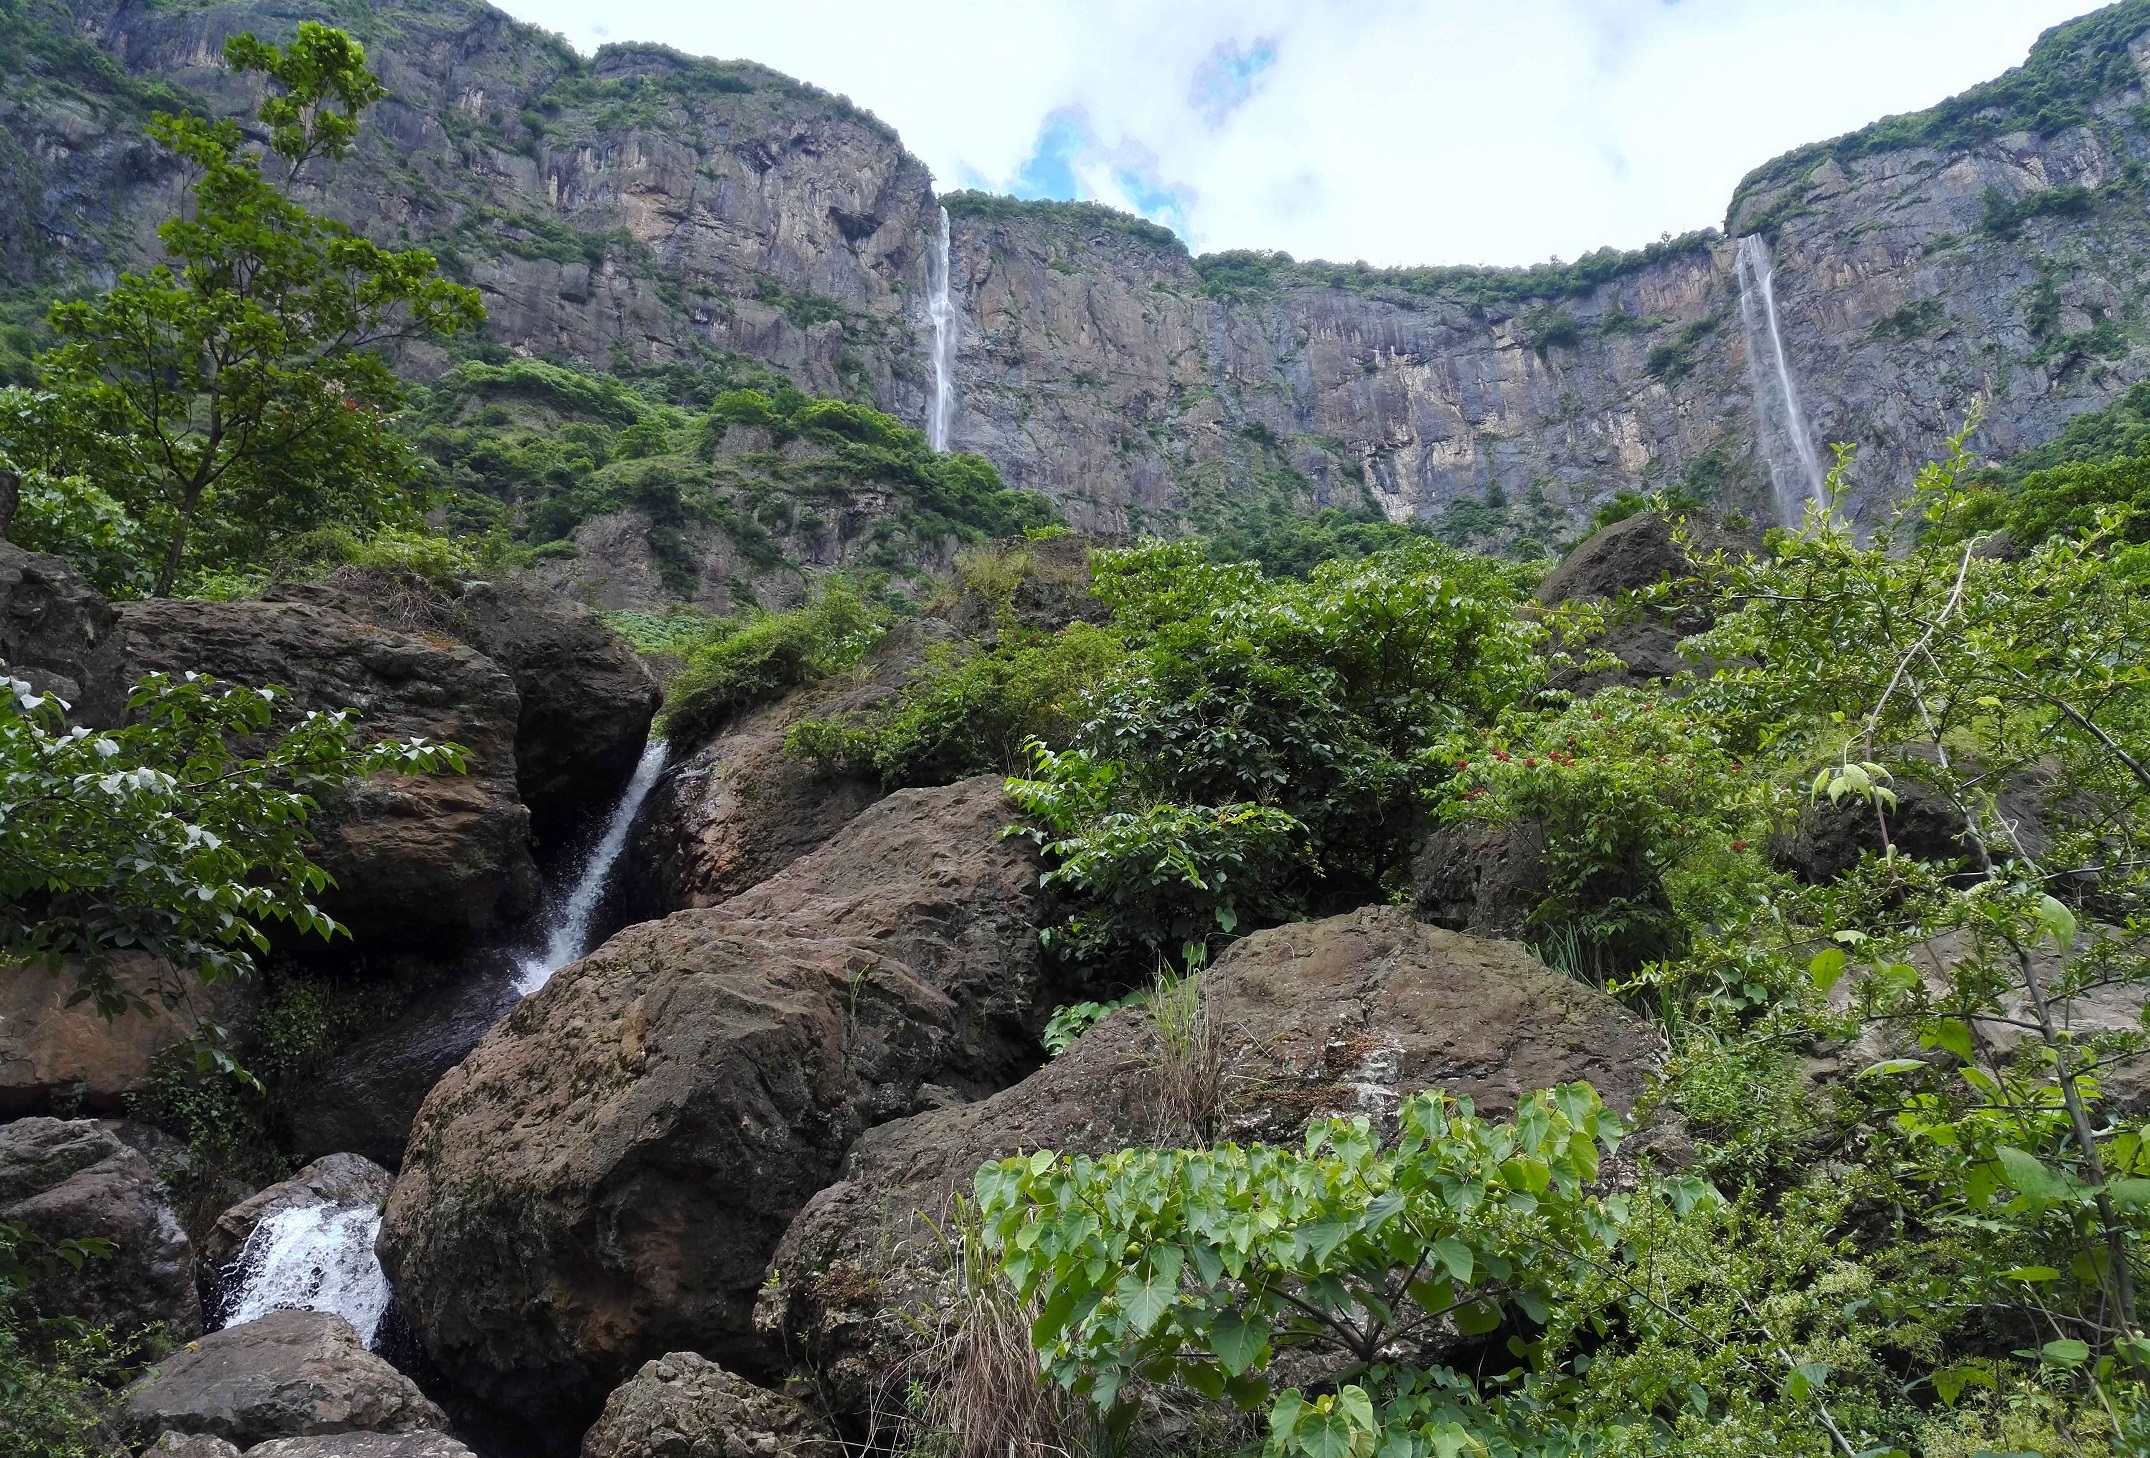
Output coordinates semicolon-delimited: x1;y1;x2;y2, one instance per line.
1190;36;1278;126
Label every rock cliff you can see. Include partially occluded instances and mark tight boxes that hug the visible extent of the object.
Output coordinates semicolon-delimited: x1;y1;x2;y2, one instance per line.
9;0;2150;538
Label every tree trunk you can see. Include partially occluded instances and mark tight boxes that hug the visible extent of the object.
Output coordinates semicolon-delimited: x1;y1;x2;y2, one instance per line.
0;467;17;542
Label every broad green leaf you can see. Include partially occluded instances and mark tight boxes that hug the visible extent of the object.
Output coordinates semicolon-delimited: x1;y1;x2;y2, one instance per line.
1995;1145;2066;1202
1431;1237;1475;1285
1857;1058;1928;1079
1999;1266;2061;1282
1807;947;1847;994
2037;895;2078;952
1453;1300;1502;1336
2041;1338;2090;1368
1209;1310;1267;1377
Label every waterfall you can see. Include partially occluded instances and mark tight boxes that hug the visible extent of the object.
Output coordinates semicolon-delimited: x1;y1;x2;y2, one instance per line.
926;205;956;452
220;1203;392;1347
1734;234;1829;525
515;739;670;995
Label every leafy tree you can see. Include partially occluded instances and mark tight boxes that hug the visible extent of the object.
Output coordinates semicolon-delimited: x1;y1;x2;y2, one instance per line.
1;671;463;1027
14;23;482;594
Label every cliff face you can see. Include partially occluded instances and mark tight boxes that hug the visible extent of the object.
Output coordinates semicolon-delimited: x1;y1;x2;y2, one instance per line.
9;0;2150;538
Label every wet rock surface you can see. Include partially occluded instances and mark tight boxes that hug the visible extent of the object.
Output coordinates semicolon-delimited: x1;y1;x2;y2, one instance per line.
0;1116;200;1336
279;957;524;1172
760;905;1660;1416
380;776;1056;1428
246;1435;478;1458
200;1153;395;1295
580;1352;835;1458
113;598;540;949
126;1308;447;1447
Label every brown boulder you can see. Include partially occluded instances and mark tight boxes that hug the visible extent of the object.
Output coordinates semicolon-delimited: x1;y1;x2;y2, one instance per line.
581;1352;835;1458
1536;513;1748;696
0;954;249;1118
113;598;540;949
126;1308;446;1447
379;777;1055;1428
0;1116;200;1336
758;905;1661;1416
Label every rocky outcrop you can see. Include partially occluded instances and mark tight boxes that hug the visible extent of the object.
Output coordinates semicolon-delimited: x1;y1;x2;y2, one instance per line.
379;776;1055;1427
451;578;661;844
200;1153;395;1291
113;598;541;949
0;953;249;1117
580;1353;835;1458
247;1436;478;1458
126;1309;448;1448
622;621;954;916
1531;512;1750;695
1409;820;1551;939
758;905;1660;1416
0;1116;200;1336
146;1434;243;1458
1772;751;2056;885
270;575;662;847
0;541;122;719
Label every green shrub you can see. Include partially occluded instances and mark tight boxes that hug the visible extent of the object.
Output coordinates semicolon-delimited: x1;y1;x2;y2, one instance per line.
660;581;885;747
787;623;1123;787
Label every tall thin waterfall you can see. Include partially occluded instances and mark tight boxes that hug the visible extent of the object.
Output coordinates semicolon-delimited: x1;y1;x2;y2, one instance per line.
219;1203;392;1347
1734;235;1829;525
515;739;670;995
926;205;956;452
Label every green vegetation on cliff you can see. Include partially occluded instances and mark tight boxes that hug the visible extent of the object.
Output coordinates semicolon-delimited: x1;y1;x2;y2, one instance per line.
1734;0;2150;211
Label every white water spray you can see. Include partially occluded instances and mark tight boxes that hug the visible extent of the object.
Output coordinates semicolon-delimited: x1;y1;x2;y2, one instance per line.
926;206;956;452
1734;235;1829;526
516;740;670;995
220;1203;392;1347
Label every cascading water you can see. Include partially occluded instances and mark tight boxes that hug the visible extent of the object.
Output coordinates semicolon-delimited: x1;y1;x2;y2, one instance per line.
219;1203;392;1347
1734;234;1829;526
926;205;956;452
515;739;670;994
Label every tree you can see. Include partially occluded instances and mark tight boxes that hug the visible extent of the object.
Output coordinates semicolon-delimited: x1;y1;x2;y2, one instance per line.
21;23;482;594
0;670;463;1030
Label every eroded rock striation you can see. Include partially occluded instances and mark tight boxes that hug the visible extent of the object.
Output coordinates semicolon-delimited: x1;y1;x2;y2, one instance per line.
580;1352;835;1458
379;776;1057;1427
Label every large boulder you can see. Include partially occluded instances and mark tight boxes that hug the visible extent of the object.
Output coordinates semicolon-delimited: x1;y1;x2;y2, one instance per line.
113;598;541;949
379;777;1056;1428
269;575;661;848
622;621;952;918
126;1308;446;1447
0;1116;200;1336
759;906;1661;1416
0;541;123;718
200;1153;395;1294
1772;752;2055;886
581;1353;835;1458
1409;820;1550;938
0;953;249;1117
1535;513;1748;695
452;578;661;847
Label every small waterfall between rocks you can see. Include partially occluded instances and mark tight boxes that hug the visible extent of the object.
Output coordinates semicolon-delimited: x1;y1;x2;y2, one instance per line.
926;205;956;451
1734;234;1829;525
516;739;671;995
220;1203;392;1347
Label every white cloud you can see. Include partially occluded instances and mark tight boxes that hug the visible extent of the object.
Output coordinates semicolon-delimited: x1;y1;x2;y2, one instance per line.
490;0;2103;266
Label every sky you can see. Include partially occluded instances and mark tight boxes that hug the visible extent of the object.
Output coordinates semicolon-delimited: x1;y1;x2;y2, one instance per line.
493;0;2105;269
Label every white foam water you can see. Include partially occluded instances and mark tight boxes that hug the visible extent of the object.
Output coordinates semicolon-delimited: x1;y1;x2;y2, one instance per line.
221;1203;392;1347
515;739;670;995
926;205;956;452
1734;233;1829;525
